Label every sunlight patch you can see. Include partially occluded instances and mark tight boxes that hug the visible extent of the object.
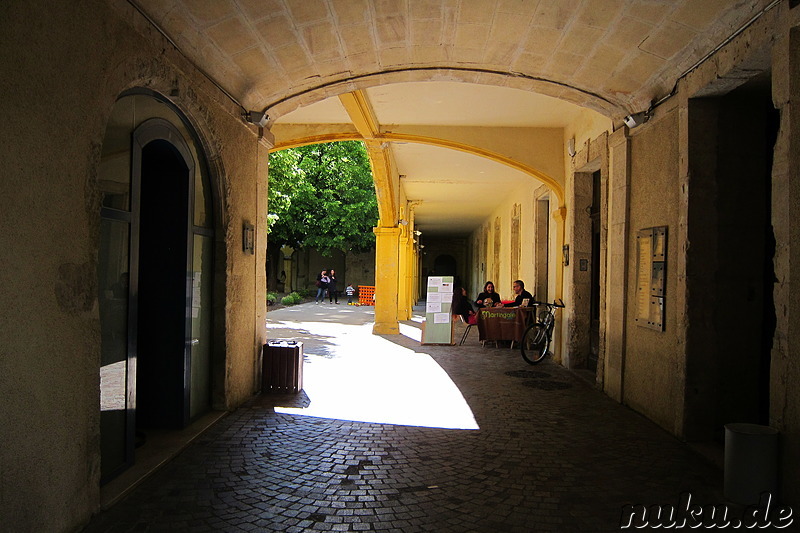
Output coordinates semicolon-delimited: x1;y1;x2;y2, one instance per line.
100;360;126;411
270;322;478;430
399;322;422;342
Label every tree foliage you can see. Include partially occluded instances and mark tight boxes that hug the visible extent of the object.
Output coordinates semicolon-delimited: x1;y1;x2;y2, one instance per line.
268;141;378;255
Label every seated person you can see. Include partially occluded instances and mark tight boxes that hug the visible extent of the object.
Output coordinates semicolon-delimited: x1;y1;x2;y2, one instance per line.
452;286;478;325
475;281;502;308
504;279;534;307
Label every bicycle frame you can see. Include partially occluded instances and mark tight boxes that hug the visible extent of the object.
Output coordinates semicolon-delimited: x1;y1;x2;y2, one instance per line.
520;299;565;365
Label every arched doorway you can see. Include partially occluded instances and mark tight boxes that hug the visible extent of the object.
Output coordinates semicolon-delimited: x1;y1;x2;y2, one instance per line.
97;92;216;483
134;122;194;429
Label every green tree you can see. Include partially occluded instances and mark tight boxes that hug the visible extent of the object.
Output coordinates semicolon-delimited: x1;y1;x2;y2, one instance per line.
268;141;378;256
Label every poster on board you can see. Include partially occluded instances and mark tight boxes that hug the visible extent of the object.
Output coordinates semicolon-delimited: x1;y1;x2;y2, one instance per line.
421;275;454;345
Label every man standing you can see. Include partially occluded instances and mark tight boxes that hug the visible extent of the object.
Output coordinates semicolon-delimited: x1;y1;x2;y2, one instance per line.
504;280;534;307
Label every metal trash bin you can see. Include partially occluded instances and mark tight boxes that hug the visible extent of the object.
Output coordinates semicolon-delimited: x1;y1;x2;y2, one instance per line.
724;423;778;505
263;340;303;393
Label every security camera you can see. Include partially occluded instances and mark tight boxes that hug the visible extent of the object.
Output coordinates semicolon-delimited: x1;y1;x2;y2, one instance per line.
623;111;650;129
244;111;269;128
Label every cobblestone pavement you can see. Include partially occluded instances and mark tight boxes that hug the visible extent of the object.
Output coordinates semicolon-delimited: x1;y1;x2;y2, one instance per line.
82;303;728;532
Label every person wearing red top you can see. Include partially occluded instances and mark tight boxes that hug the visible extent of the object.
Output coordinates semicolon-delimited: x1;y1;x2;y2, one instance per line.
452;286;478;324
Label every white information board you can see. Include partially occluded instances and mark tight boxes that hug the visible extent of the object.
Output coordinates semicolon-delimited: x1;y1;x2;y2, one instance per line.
421;275;454;345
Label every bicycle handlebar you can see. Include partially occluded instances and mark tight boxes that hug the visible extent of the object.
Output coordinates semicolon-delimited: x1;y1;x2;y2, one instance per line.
530;299;566;308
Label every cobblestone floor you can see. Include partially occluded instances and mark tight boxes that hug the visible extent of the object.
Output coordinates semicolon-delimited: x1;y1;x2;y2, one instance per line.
82;303;730;532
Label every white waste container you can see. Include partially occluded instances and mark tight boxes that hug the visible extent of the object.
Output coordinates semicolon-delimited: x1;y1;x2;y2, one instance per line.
724;423;778;505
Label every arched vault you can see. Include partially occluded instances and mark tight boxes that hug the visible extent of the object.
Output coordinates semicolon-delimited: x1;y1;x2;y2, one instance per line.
270;87;573;233
270;126;565;216
268;84;583;334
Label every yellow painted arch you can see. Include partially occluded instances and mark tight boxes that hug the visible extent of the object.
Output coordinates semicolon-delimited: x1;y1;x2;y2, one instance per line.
270;130;568;305
269;132;565;205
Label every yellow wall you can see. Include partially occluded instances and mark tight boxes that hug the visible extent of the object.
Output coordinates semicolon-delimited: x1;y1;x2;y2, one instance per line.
468;179;545;302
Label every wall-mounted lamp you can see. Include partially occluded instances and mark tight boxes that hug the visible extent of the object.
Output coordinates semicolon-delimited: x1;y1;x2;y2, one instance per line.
398;219;409;226
562;244;570;266
567;137;576;157
419;244;425;249
243;222;255;255
623;110;650;129
414;230;422;236
243;110;269;127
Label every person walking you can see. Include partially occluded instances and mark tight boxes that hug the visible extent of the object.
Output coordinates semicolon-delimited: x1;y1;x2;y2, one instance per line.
315;270;330;303
328;269;339;304
345;284;355;304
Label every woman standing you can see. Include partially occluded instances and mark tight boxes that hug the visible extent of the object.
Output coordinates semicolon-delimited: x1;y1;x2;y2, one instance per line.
328;269;339;304
315;270;330;303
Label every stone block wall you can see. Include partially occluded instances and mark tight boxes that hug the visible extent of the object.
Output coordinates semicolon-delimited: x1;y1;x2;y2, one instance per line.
0;1;266;530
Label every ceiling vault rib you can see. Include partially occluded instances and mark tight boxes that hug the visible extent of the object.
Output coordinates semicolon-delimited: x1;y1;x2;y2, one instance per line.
339;90;398;226
270;132;564;206
338;91;381;139
380;133;563;204
266;67;619;117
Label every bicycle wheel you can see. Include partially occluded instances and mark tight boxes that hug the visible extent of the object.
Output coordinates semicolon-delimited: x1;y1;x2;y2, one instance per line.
520;324;548;364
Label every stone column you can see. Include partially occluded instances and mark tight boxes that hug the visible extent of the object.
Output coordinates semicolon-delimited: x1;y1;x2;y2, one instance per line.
373;226;401;334
397;231;412;321
252;135;272;395
552;205;567;364
604;128;631;403
771;26;800;504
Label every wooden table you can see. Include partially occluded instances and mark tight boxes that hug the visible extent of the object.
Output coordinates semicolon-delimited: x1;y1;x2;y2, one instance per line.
477;307;536;345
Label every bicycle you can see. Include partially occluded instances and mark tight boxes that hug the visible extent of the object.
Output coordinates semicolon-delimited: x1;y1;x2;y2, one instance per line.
520;299;565;364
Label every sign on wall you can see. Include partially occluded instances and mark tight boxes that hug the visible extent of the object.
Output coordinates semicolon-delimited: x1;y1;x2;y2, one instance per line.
421;276;454;345
635;226;667;331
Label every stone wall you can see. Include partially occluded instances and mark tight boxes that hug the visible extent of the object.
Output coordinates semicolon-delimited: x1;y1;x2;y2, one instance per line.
623;110;685;435
771;22;800;505
345;250;378;292
0;1;266;530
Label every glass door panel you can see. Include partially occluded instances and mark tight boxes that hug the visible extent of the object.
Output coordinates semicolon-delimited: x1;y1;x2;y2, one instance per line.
98;217;132;482
189;233;213;419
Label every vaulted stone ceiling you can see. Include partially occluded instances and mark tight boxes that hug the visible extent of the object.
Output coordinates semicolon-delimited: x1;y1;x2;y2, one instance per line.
134;0;770;121
132;0;775;236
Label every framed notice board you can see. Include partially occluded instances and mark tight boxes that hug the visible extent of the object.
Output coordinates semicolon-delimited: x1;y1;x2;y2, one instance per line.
635;226;667;331
421;276;454;345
